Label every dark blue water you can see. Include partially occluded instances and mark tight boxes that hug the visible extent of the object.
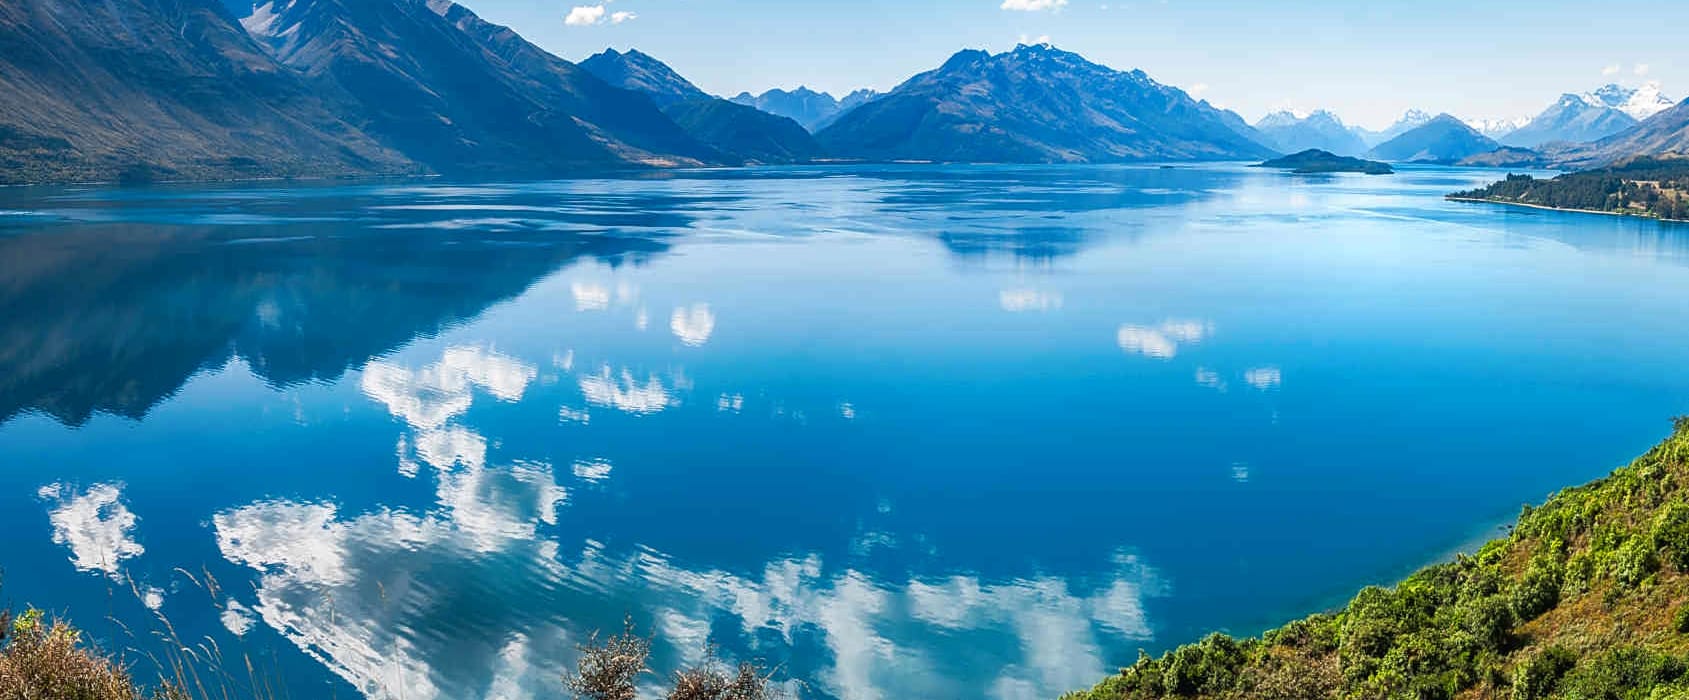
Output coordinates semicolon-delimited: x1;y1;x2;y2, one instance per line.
3;164;1689;700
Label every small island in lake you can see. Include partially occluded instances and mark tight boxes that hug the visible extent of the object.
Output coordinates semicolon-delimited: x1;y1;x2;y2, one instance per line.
1450;156;1689;221
1254;149;1394;174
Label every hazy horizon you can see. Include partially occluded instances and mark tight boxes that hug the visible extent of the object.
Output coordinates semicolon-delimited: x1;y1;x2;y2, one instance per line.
456;0;1685;130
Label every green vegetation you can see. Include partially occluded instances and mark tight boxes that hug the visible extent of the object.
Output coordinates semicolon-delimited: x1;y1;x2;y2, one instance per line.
1256;149;1394;175
1450;157;1689;221
1065;418;1689;700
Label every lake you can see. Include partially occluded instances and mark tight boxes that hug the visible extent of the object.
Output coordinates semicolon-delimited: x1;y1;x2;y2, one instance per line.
3;163;1689;700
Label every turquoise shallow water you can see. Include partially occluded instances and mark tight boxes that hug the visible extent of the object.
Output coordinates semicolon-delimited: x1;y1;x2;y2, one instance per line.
3;164;1689;699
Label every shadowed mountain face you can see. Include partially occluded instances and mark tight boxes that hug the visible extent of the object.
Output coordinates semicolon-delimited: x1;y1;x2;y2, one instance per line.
1367;114;1500;164
1503;94;1639;148
815;44;1275;164
0;188;673;427
242;0;720;175
0;0;411;184
1253;111;1369;157
581;49;822;163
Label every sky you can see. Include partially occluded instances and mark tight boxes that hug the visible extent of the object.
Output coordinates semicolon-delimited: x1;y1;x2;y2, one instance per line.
463;0;1687;130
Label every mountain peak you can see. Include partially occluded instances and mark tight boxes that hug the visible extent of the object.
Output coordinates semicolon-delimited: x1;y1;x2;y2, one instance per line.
580;48;710;107
818;44;1273;163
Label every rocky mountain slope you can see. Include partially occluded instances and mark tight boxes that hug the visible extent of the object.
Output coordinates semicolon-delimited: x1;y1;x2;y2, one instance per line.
0;0;411;184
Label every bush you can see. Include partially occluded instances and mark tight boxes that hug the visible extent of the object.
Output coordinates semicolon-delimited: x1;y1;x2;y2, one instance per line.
1159;634;1245;696
1612;536;1662;589
1677;603;1689;635
1511;556;1564;622
1655;503;1689;571
0;607;177;700
1558;647;1689;700
1514;645;1577;700
1459;595;1516;652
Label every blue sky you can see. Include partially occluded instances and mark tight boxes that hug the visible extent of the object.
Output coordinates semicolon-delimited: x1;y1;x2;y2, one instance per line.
465;0;1685;129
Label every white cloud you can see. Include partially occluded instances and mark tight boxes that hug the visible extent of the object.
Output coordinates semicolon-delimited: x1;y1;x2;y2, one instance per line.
566;4;636;26
1002;0;1067;11
571;282;611;311
999;288;1063;312
1244;366;1282;390
360;346;536;431
41;483;145;579
1188;83;1210;97
579;366;674;414
1117;319;1212;360
1635;63;1651;77
670;304;716;347
564;5;606;25
1603;64;1621;76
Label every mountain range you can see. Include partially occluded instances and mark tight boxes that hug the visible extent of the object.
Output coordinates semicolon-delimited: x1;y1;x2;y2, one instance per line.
3;0;1688;185
730;87;881;132
579;49;821;164
1353;110;1435;148
1366;114;1501;164
816;44;1275;163
1252;110;1369;157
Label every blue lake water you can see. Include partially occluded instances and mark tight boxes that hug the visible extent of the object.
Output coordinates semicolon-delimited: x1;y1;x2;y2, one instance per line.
3;164;1689;699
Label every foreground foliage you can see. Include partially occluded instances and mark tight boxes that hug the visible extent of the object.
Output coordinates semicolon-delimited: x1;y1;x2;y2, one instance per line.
1066;418;1689;700
564;621;784;700
1451;156;1689;221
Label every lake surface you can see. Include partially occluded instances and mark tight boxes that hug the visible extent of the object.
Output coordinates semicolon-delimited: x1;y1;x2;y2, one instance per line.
3;164;1689;700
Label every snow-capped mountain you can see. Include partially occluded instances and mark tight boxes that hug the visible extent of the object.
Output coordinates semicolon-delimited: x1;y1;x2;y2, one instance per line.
1464;116;1532;140
1253;109;1369;156
1353;109;1435;147
1583;82;1675;121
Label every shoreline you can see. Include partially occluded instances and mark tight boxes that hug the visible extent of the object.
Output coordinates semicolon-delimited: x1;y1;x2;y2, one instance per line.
1447;195;1689;223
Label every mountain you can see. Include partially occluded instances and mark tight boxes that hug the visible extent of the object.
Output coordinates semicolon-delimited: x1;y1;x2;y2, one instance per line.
730;87;884;132
1502;93;1640;148
242;0;719;175
815;44;1276;163
578;48;709;108
0;0;411;184
1366;114;1501;164
579;49;821;163
1252;110;1369;156
1353;109;1435;148
1586;82;1676;120
1465;116;1531;140
1555;98;1689;167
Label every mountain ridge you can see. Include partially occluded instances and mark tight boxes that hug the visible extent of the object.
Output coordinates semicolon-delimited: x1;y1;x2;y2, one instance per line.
815;43;1276;163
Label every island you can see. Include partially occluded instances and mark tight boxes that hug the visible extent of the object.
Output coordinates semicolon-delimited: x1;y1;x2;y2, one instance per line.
1064;419;1689;700
1450;156;1689;221
1254;149;1394;174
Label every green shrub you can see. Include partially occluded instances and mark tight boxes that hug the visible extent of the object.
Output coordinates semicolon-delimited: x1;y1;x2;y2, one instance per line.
1558;647;1688;700
1159;633;1245;696
1655;502;1689;571
1512;555;1564;622
1676;603;1689;635
1612;536;1662;589
1459;595;1516;652
1514;645;1577;700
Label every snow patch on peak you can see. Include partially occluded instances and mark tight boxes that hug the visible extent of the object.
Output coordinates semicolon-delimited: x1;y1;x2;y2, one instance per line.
1579;82;1675;120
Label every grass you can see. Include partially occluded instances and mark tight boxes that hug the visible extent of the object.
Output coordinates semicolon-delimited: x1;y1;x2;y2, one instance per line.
0;583;784;700
1064;417;1689;700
